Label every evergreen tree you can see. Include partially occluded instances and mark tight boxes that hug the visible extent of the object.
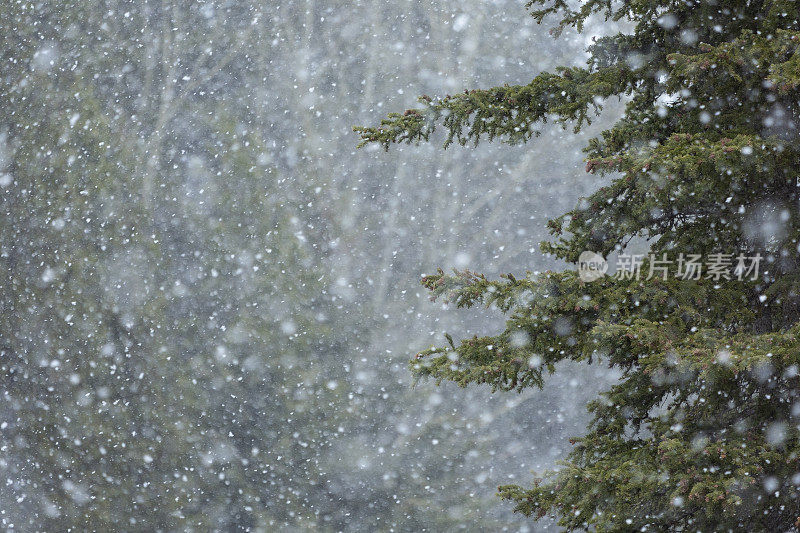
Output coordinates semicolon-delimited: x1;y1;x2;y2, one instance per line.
358;0;800;530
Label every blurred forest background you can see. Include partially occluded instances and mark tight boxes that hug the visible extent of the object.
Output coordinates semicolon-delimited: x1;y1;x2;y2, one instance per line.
0;0;620;530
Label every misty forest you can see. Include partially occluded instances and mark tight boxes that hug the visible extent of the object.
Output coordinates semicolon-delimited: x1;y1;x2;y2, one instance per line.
3;0;800;531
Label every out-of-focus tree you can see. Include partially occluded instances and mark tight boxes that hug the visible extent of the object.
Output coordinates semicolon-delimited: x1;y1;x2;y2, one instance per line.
0;2;349;529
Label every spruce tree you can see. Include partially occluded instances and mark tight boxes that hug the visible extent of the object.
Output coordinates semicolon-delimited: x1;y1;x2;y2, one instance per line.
357;1;800;529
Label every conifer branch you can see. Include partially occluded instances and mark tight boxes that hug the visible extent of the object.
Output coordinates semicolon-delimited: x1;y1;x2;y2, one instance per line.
354;66;634;150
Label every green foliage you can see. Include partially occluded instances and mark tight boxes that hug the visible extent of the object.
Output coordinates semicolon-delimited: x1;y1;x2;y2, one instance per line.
360;0;800;529
354;66;632;149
